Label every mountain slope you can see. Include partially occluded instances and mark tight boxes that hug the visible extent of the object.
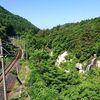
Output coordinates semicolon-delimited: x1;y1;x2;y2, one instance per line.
17;17;100;100
0;6;39;37
33;17;100;62
0;6;39;65
0;6;100;100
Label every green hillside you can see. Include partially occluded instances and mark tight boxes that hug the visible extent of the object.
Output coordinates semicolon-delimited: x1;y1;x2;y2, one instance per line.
33;17;100;62
0;6;100;100
20;17;100;100
0;6;39;38
0;6;39;58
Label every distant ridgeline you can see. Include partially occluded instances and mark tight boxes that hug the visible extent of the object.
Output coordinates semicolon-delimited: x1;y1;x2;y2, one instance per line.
33;17;100;62
0;5;100;62
0;6;100;100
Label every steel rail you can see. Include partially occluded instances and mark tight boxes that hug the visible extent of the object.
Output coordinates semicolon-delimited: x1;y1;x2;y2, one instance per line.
0;48;22;82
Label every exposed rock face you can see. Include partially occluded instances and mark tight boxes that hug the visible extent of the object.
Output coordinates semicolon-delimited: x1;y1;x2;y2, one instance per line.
79;70;85;73
76;59;100;74
75;63;85;73
96;60;100;68
21;49;25;59
55;51;68;66
86;57;96;71
75;63;83;70
64;69;69;73
49;51;53;57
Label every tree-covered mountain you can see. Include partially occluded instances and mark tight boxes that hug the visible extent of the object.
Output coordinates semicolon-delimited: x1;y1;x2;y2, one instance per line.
32;17;100;62
0;6;39;38
0;6;39;58
0;6;100;100
6;6;99;98
18;17;100;100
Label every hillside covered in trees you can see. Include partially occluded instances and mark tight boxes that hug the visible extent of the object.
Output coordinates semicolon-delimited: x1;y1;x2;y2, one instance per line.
0;6;100;100
0;6;39;58
20;16;100;99
0;6;39;38
32;17;100;62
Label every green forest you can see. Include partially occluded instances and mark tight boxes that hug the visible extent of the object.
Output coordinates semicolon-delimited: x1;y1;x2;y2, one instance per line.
0;6;100;100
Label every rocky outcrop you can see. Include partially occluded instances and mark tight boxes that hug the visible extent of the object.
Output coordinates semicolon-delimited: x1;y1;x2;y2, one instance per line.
55;51;68;66
75;63;85;73
75;63;82;70
64;69;69;73
76;54;100;73
86;57;96;71
96;60;100;68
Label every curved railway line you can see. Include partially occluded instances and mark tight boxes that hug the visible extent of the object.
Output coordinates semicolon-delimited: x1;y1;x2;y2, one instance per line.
0;48;22;82
0;48;22;100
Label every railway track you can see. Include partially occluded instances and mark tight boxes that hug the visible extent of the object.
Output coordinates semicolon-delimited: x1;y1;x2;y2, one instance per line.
0;48;22;100
0;48;22;82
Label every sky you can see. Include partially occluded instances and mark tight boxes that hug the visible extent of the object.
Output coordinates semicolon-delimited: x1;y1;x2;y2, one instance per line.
0;0;100;29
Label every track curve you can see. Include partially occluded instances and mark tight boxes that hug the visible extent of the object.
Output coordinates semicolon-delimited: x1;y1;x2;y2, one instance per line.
0;48;22;82
0;48;22;100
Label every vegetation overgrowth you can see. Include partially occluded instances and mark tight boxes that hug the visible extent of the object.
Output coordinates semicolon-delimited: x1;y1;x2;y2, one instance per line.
0;6;100;100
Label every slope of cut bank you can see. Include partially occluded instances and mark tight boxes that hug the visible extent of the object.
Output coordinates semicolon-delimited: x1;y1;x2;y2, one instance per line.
9;60;31;100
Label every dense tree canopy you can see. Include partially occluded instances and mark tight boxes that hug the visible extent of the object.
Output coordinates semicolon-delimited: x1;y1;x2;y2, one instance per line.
0;6;39;37
0;6;39;58
20;17;100;100
0;6;100;100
